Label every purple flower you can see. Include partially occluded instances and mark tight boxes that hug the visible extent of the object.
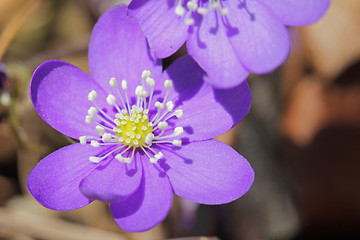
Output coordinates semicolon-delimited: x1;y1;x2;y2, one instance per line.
27;5;254;232
128;0;330;88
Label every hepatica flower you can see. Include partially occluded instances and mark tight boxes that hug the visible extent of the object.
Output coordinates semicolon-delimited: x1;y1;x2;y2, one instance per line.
27;5;254;232
128;0;330;88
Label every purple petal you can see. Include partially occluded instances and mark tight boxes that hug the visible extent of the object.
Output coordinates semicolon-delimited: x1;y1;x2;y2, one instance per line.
225;0;290;74
260;0;330;26
128;0;189;58
160;55;251;141
30;60;108;139
80;153;143;203
187;11;249;88
110;157;173;232
161;140;254;204
27;143;100;210
89;5;162;97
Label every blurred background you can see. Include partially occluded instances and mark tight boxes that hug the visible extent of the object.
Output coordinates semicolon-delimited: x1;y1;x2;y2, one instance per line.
0;0;359;239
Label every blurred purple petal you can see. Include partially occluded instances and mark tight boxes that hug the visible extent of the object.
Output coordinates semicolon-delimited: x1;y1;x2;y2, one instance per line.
30;60;108;139
187;11;249;88
162;139;254;204
226;0;290;74
260;0;331;26
80;152;143;203
27;144;100;210
110;157;173;232
128;0;189;58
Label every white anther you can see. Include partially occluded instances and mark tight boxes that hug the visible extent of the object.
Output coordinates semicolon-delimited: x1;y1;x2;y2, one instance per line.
148;122;154;127
102;133;112;142
145;133;154;145
146;77;155;87
106;94;116;105
174;109;183;118
95;126;105;135
115;154;124;162
85;115;93;124
158;121;169;130
174;126;184;136
155;101;165;110
220;7;229;15
133;140;139;145
121;80;128;90
90;140;100;147
87;107;97;116
164;80;173;89
141;90;149;98
136;134;141;139
126;139;131;144
175;4;185;16
187;1;198;11
88;90;97;101
109;77;117;87
89;156;101;163
135;86;143;96
166;101;174;111
113;127;122;133
185;18;195;25
172;140;182;146
142;70;151;80
79;136;87;145
155;152;164;159
130;134;135;138
121;109;128;115
114;119;121;126
119;137;124;142
126;132;131;136
197;7;208;15
150;158;158;163
142;126;147;131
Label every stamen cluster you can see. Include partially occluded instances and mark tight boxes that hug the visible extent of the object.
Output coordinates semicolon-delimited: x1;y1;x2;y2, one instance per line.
175;0;229;25
79;70;184;164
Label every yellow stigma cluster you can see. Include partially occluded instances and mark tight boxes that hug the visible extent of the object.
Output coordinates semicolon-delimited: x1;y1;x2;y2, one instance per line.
114;106;153;147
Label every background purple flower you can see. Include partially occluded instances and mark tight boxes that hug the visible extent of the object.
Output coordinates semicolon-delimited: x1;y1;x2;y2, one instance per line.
27;5;254;232
127;0;331;88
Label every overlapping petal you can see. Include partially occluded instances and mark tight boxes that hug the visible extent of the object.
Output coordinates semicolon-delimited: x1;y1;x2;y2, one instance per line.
225;0;290;74
260;0;330;26
159;55;251;141
128;0;189;58
80;152;143;203
89;5;162;97
110;157;173;232
30;60;108;139
161;139;254;204
187;11;249;88
27;144;100;210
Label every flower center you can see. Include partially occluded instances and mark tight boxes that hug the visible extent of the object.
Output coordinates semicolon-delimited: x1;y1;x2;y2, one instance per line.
114;107;153;147
175;0;229;25
79;70;184;164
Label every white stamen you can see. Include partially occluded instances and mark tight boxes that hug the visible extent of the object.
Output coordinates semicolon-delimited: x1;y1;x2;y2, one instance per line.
142;70;151;80
174;126;184;136
85;115;93;124
90;140;100;147
88;107;97;116
145;133;154;145
172;140;182;146
175;109;183;118
155;101;165;110
106;94;116;105
164;80;173;89
146;77;155;87
88;90;97;101
89;157;101;163
166;101;174;111
109;77;117;87
158;121;168;130
102;133;112;142
121;80;128;90
95;126;105;136
175;0;185;16
79;136;87;145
